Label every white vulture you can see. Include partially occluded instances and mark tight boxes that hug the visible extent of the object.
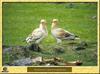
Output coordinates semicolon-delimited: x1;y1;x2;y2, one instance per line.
26;19;48;44
51;19;79;44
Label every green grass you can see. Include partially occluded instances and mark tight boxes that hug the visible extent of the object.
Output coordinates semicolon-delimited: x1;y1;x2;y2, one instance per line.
2;2;97;66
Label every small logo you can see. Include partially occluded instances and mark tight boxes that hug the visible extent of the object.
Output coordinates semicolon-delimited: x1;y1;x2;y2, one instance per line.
2;67;9;72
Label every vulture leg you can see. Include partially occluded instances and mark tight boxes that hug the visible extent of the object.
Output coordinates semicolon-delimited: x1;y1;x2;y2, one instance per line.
56;38;62;44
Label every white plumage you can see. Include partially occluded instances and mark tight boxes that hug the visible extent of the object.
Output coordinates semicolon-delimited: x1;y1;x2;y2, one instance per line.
26;19;48;44
51;19;79;43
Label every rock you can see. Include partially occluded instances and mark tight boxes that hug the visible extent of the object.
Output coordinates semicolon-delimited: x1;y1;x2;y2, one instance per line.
75;46;85;50
43;58;54;63
3;44;83;66
28;43;41;52
8;56;83;66
12;58;33;66
54;47;65;53
79;41;88;47
76;61;83;66
43;57;64;66
3;45;42;66
65;60;82;66
3;47;12;54
43;57;82;66
53;57;63;62
8;56;43;66
49;61;58;66
32;56;43;63
75;41;88;50
37;61;46;65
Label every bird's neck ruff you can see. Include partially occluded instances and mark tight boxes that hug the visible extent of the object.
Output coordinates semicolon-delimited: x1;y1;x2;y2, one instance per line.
51;23;58;29
39;24;47;31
